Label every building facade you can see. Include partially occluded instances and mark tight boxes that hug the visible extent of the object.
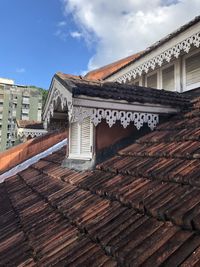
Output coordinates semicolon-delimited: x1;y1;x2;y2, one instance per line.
0;79;42;151
104;16;200;93
16;120;47;143
85;16;200;94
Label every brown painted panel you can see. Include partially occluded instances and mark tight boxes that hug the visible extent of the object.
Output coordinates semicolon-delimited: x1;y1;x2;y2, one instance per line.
96;120;137;151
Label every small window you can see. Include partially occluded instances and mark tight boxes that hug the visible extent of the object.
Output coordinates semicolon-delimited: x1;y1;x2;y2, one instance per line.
147;73;157;88
162;65;175;91
185;52;200;89
69;117;93;159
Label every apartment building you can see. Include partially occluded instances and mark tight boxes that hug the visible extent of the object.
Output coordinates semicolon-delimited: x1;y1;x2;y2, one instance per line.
0;78;42;151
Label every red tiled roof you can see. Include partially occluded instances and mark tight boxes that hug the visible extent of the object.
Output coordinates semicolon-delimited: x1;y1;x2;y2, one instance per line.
17;120;44;129
0;131;67;174
2;96;200;265
84;52;143;80
85;16;200;80
56;72;83;80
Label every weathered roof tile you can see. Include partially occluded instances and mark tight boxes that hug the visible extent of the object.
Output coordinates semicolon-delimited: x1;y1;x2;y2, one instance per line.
3;96;200;266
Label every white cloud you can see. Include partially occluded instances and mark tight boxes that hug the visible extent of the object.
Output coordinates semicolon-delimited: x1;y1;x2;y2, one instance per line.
54;29;68;41
62;0;200;71
57;21;67;27
55;20;68;41
70;31;82;39
16;68;25;73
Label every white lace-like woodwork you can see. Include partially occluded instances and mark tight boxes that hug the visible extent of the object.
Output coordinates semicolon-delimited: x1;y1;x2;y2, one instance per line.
72;107;159;130
17;128;48;140
45;88;159;130
117;32;200;83
18;131;44;138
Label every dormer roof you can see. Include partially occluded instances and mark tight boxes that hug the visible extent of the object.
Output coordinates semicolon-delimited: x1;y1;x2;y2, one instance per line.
43;72;189;130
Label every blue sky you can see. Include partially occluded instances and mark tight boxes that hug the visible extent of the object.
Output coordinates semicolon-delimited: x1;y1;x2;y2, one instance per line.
0;0;199;90
0;0;93;89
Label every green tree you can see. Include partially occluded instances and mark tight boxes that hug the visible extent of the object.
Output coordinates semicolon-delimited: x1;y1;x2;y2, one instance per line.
29;86;48;107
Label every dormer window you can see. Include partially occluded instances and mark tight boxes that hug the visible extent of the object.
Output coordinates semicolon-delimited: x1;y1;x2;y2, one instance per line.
43;73;186;170
69;117;93;160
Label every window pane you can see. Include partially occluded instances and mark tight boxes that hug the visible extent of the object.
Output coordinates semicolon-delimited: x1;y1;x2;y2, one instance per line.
186;52;200;86
162;65;175;91
147;73;157;88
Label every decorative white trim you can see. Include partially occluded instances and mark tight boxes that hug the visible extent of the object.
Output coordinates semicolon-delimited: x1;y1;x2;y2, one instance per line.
71;107;159;130
43;76;180;130
144;62;177;91
117;32;200;84
46;87;68;123
17;128;48;138
73;97;179;114
43;79;72;123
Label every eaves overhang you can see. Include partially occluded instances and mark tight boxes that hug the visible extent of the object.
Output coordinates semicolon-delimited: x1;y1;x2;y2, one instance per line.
43;75;189;130
105;17;200;83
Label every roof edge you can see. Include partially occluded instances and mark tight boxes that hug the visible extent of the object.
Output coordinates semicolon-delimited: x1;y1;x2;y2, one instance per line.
0;138;67;182
0;130;67;175
105;15;200;79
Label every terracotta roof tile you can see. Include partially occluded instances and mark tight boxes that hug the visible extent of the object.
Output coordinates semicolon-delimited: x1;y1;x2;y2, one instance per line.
56;72;190;109
84;52;143;80
3;96;200;265
85;16;200;79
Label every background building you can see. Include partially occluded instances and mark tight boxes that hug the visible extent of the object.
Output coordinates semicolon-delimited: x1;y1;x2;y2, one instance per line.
0;78;42;151
86;16;200;94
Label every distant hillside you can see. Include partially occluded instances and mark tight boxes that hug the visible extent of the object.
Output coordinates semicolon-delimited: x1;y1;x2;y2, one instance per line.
29;86;48;106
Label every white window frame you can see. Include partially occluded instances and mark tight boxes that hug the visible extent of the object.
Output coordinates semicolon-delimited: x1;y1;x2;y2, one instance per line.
68;118;94;160
133;78;140;86
133;76;143;86
144;60;180;92
182;49;200;92
145;70;160;89
160;62;177;92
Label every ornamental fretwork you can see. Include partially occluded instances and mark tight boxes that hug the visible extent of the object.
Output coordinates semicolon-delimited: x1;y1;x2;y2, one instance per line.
45;88;69;123
72;107;159;130
18;130;47;139
44;88;159;131
117;32;200;83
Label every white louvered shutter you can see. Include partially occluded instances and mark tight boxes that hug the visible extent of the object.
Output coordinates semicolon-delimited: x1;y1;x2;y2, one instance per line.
80;117;91;156
147;73;157;88
69;117;92;159
162;65;175;91
186;52;200;88
70;121;79;155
